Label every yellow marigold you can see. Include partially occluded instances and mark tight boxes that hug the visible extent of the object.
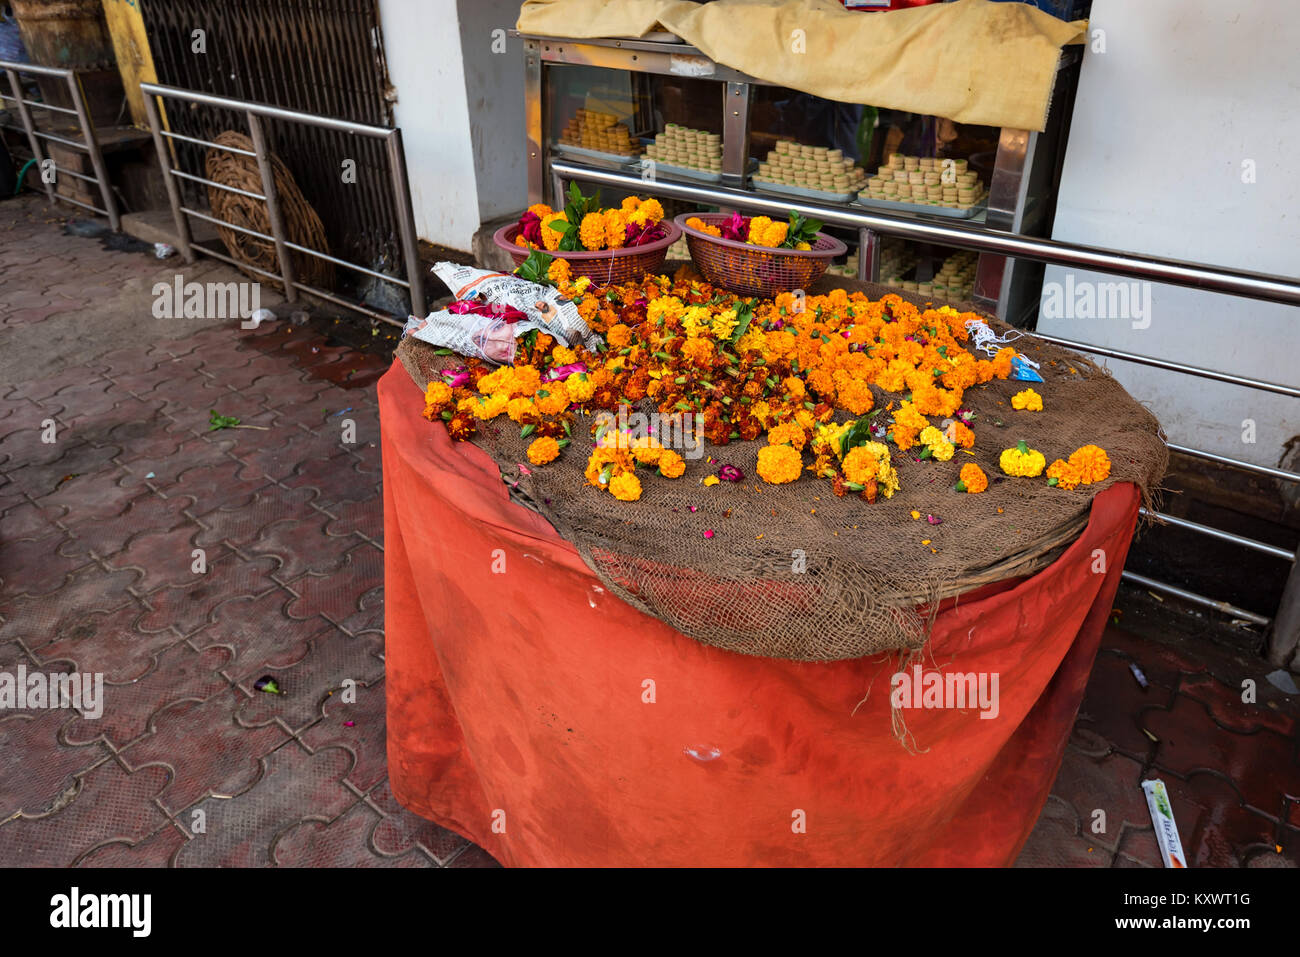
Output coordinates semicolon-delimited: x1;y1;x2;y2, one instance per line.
472;394;509;420
579;212;606;251
527;436;560;465
658;450;686;478
794;241;811;251
540;212;567;251
547;258;572;283
646;295;684;326
638;198;665;223
757;444;803;485
758;221;789;248
609;471;642;502
747;216;774;245
620;195;641;214
1000;440;1046;477
919;425;955;461
783;376;806;400
956;462;988;493
551;345;577;365
566;372;596;402
1011;388;1043;412
527;203;553;218
710;308;739;340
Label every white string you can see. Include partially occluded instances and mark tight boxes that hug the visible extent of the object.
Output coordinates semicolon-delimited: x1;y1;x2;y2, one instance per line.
962;318;1040;369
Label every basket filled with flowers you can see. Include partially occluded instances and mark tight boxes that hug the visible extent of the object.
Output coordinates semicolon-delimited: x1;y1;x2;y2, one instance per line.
675;210;846;297
495;185;681;285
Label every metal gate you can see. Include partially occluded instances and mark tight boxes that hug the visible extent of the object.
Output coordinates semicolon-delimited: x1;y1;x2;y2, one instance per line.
138;0;400;291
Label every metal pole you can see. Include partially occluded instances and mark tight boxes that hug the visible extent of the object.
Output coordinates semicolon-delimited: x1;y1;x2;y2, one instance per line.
141;90;194;263
5;68;55;202
549;160;1300;308
1121;571;1271;628
385;128;425;317
721;81;751;190
857;227;879;283
65;70;119;230
245;111;297;303
523;42;544;207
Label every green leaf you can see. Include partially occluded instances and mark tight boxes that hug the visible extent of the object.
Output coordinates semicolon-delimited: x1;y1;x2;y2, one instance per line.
515;249;555;285
208;409;241;431
728;301;755;345
839;417;874;455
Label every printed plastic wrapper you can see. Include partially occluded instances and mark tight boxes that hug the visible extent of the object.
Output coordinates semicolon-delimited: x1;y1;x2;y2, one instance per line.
431;261;601;350
404;310;547;365
1141;778;1188;868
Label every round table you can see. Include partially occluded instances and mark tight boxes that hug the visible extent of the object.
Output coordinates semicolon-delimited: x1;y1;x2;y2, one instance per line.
379;364;1138;866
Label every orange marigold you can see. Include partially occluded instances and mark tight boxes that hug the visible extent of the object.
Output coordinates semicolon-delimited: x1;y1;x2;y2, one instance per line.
604;208;627;249
950;421;976;449
956;462;988;493
527;436;560;465
547;258;571;283
658;450;686;478
609;471;642;502
757;444;803;484
1069;444;1111;484
685;216;722;238
540;212;567;251
579;212;606;251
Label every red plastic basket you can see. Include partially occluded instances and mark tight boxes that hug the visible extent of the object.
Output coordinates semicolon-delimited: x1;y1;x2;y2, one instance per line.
674;213;846;297
493;220;681;286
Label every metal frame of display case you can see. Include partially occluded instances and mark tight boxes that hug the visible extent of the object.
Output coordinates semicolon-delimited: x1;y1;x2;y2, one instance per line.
520;33;1075;322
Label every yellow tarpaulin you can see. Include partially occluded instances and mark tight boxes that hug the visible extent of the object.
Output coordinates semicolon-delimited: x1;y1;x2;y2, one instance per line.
517;0;1085;132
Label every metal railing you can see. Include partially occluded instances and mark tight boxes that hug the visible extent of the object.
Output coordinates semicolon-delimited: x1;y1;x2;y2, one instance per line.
139;82;425;324
551;158;1300;660
0;60;120;230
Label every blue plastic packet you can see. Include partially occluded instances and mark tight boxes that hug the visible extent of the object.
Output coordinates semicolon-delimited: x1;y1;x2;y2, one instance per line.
1010;355;1043;382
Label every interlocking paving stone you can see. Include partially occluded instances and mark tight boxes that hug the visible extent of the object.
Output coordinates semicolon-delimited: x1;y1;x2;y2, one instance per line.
0;761;171;867
135;553;281;637
366;778;474;865
119;688;291;815
0;563;142;648
273;800;433;867
172;743;355;867
298;677;388;793
283;542;385;623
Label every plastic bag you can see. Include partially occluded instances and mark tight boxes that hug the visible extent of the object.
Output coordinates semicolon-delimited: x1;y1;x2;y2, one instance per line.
431;261;600;350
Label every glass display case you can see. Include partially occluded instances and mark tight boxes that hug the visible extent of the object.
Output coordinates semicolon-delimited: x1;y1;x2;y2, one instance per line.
519;31;1081;326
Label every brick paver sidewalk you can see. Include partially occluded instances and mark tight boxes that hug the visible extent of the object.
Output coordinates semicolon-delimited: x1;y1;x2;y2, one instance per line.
1;194;1296;867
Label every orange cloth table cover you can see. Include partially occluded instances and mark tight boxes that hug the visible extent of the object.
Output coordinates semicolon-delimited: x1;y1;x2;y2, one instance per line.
380;365;1138;866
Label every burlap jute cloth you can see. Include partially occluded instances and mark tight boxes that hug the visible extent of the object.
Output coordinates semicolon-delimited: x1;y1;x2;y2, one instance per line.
396;273;1166;661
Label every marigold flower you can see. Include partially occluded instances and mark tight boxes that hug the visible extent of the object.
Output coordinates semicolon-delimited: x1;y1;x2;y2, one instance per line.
579;212;606;251
547;258;572;283
527;203;553;219
956;462;988;493
540;212;567;251
566;372;596;402
919;425;955;461
1011;388;1043;412
609;471;642;502
950;421;976;449
658;450;686;478
527;436;560;465
1000;440;1046;477
606;323;633;349
1069;444;1111;484
766;421;807;451
1046;458;1081;490
757;444;803;484
603;208;627;249
534;383;570;416
685;216;722;238
638;198;665;223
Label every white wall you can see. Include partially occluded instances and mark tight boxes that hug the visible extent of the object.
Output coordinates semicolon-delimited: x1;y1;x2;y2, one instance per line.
1039;0;1299;469
378;0;526;251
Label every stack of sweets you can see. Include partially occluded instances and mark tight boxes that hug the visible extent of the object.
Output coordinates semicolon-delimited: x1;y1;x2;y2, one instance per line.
862;154;986;209
558;109;642;157
753;140;867;196
643;124;721;173
888;248;977;301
